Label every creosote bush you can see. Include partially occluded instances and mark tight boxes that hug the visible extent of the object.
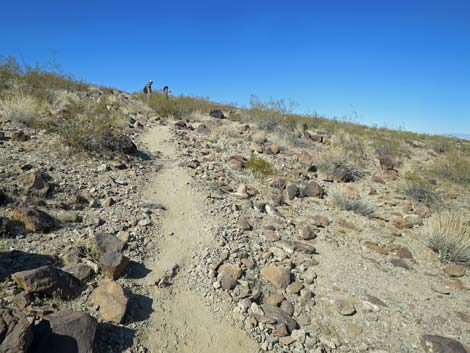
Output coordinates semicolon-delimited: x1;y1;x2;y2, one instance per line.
46;98;127;155
330;191;374;216
426;213;470;266
247;156;275;177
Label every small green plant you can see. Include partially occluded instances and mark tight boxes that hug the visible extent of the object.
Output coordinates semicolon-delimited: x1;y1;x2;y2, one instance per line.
66;237;100;264
247;155;275;177
426;213;470;266
330;191;374;216
403;172;440;206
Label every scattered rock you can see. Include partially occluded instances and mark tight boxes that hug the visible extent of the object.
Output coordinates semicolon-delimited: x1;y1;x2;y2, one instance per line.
261;304;298;332
336;299;356;316
300;225;316;240
301;181;324;198
333;164;354;182
90;281;128;323
62;263;93;283
260;266;291;289
209;109;225;119
31;309;97;353
98;252;129;279
12;265;82;299
12;207;56;233
420;335;468;353
95;233;126;254
0;309;33;353
443;265;466;278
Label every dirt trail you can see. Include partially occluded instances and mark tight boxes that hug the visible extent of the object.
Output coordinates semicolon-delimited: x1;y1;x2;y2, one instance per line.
140;125;257;353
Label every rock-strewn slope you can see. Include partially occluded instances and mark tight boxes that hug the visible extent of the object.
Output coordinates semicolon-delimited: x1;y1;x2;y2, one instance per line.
1;88;469;353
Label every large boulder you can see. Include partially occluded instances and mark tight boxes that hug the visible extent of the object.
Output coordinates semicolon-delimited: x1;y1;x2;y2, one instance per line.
12;208;56;233
0;217;26;237
0;309;33;353
104;133;137;154
90;281;128;323
12;265;82;299
31;310;97;353
0;190;9;206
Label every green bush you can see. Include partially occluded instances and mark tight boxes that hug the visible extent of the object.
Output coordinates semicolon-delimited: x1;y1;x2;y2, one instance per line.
247;155;275;177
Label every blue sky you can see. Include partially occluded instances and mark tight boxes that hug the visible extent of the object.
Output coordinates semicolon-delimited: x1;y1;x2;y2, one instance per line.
1;0;469;135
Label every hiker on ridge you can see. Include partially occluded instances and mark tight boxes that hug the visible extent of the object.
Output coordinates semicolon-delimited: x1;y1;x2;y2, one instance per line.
162;85;171;98
143;80;153;97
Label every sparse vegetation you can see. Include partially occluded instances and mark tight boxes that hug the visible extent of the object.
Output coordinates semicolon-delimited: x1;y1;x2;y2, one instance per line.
330;190;374;216
430;153;470;185
403;172;441;206
426;213;470;266
247;155;275;177
0;88;45;125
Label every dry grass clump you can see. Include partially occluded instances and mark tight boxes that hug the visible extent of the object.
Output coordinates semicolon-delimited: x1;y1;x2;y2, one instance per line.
430;153;470;185
426;213;470;266
247;155;275;177
402;171;440;206
330;190;374;216
0;89;45;125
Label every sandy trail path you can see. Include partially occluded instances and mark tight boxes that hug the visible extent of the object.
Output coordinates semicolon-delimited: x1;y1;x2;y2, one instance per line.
139;125;257;353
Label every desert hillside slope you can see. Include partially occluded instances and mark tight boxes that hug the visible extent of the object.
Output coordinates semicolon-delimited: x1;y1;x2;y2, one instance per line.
1;59;470;353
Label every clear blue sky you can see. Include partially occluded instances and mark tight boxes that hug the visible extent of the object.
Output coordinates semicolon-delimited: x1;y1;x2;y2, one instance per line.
1;0;469;135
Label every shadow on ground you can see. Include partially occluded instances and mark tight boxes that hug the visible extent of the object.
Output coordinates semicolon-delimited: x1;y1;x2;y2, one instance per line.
94;323;135;353
0;250;56;280
125;293;153;324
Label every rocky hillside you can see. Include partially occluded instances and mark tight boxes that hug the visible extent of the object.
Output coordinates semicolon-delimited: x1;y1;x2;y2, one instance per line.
1;61;469;353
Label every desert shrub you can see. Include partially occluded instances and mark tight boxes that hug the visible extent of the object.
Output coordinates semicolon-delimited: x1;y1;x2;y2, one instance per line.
45;98;128;155
0;56;88;101
426;213;470;266
65;237;100;264
0;89;45;125
403;172;440;206
330;190;374;216
247;156;275;177
430;153;470;184
313;147;349;176
242;96;297;133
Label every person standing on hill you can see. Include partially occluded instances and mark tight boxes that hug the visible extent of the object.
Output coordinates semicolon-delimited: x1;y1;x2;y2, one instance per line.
143;80;153;97
162;85;171;98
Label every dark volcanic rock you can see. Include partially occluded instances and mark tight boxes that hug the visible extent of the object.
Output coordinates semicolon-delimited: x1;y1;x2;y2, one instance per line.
95;233;125;254
333;164;354;182
99;252;129;279
0;309;33;353
209;109;225;119
12;265;82;299
12;207;56;233
31;310;97;353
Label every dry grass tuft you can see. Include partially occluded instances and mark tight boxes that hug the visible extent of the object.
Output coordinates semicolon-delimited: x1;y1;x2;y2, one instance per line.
0;90;45;125
426;213;470;266
330;190;374;216
430;153;470;185
402;171;440;206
